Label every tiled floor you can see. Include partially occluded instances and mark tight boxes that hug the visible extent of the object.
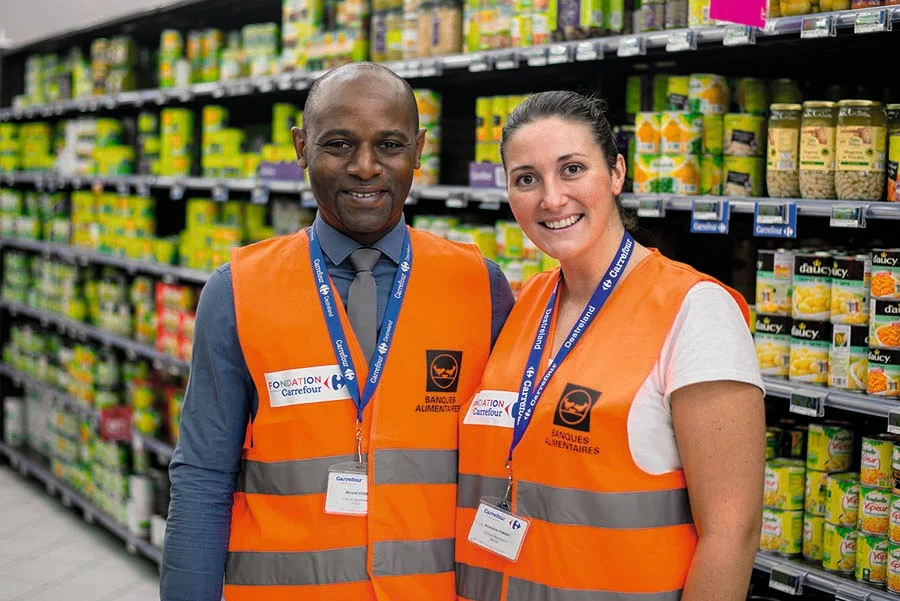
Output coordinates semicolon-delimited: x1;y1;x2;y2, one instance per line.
0;465;160;601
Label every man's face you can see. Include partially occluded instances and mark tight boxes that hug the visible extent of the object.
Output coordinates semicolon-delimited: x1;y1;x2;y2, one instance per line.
293;72;426;244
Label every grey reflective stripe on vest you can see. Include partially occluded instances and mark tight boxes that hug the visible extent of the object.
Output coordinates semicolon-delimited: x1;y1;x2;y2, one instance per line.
458;474;509;509
374;449;458;485
225;547;369;586
372;538;455;576
516;481;693;529
237;454;363;495
508;579;682;601
457;563;503;601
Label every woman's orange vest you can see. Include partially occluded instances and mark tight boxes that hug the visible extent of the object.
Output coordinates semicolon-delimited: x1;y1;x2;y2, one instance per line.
226;227;492;601
456;251;749;601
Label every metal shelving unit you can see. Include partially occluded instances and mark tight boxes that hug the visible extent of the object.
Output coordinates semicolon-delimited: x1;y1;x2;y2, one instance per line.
762;376;898;419
755;552;896;601
0;299;189;373
0;440;162;565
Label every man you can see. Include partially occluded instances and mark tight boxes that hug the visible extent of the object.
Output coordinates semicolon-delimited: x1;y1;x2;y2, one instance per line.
160;62;515;601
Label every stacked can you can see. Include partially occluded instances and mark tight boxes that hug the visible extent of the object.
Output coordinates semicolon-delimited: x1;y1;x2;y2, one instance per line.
137;112;160;177
809;422;856;572
754;249;794;379
856;434;897;587
160;108;194;177
632;111;701;196
414;90;441;187
790;251;832;386
888;445;900;593
474;95;528;167
760;421;807;557
722;111;766;197
868;248;900;397
829;253;871;391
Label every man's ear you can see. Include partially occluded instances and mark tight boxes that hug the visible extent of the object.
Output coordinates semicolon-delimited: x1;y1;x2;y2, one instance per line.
415;128;427;170
292;127;308;169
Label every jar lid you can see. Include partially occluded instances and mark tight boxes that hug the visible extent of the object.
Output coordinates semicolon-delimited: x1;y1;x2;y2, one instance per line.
837;99;882;107
802;100;836;109
770;103;802;111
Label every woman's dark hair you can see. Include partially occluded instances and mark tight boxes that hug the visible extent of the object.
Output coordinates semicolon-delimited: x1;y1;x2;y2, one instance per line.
500;90;636;230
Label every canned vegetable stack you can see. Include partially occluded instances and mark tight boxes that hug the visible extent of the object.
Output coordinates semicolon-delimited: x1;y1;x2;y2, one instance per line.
790;251;832;386
868;248;900;397
808;422;855;571
761;421;807;557
414;90;441;187
829;253;871;390
854;434;897;587
474;95;529;168
754;249;793;379
723;110;766;197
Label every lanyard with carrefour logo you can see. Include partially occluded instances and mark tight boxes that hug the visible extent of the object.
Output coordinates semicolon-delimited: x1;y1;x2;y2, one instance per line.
308;224;412;452
468;231;635;560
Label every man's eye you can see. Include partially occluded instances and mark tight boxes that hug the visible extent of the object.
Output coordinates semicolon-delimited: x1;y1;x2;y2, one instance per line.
381;141;402;149
326;141;350;148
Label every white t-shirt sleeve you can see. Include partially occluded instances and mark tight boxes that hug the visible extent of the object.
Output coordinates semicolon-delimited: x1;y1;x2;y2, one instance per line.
660;281;765;411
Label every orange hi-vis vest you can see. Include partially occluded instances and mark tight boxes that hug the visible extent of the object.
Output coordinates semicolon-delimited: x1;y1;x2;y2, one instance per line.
226;226;492;601
456;250;749;601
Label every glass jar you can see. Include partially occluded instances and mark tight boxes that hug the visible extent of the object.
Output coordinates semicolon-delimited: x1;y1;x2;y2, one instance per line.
386;9;404;61
771;79;803;105
800;101;838;200
767;104;802;199
431;0;463;57
402;14;419;59
417;3;434;58
371;11;388;63
835;100;887;202
887;104;900;202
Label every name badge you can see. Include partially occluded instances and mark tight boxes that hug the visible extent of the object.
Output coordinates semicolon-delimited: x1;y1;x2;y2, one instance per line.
325;462;368;516
467;498;530;561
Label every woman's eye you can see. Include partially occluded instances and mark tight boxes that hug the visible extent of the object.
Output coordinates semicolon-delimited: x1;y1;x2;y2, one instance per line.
563;164;583;176
517;174;536;186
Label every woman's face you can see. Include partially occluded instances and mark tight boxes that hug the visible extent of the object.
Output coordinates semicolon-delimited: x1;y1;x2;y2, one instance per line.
503;116;626;264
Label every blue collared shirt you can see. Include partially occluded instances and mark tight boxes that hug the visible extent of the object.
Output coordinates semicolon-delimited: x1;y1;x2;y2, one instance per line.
160;216;515;601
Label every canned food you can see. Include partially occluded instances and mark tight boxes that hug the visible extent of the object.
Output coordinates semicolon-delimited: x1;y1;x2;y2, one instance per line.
808;423;854;473
870;300;900;349
793;252;832;321
734;78;769;116
891;496;900;544
861;486;892;536
667;76;690;111
765;459;805;510
826;473;860;527
830;254;871;325
872;249;900;300
756;249;793;316
784;427;807;459
495;221;523;259
725;114;766;157
656;154;700;196
632;154;660;194
868;349;900;397
857;533;889;586
700;154;724;195
766;427;782;460
660;112;703;155
755;315;791;378
803;513;825;562
689;74;729;115
760;508;803;556
702;115;724;156
862;435;898;489
635;112;661;154
806;469;828;516
829;324;869;391
894;447;900;495
723;156;765;197
888;543;900;593
790;320;831;385
823;522;858;572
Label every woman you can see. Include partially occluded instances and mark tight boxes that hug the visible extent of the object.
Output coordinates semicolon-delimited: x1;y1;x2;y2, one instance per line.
456;91;765;601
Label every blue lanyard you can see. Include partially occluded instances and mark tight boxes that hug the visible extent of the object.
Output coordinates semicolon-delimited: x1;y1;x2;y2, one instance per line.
509;232;635;462
308;225;413;422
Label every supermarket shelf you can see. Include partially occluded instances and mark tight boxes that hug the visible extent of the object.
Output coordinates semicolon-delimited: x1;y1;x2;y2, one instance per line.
0;237;210;285
2;7;899;121
762;376;897;418
619;194;900;221
754;552;895;600
0;299;190;373
0;440;162;565
0;363;174;462
3;171;309;195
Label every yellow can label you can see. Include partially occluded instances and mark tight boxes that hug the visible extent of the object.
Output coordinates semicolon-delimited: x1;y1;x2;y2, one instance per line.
808;424;854;473
862;436;896;489
890;496;900;544
760;508;803;555
656;154;700;196
823;522;858;572
702;115;724;156
790;321;831;385
767;128;800;172
689;74;729;116
632;154;660;194
724;114;766;157
825;473;859;527
755;316;790;378
888;544;900;593
803;513;825;561
764;459;805;510
800;125;836;172
635;112;661;155
860;486;891;536
700;154;724;195
806;469;828;516
856;533;889;585
723;156;765;197
837;126;887;173
660;112;703;155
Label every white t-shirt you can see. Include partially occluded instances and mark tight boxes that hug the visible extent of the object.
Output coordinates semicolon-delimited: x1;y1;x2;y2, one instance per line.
627;281;765;475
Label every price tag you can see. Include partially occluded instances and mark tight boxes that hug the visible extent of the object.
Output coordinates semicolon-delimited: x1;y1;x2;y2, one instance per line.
211;85;226;99
493;52;519;71
153;91;168;105
468;56;492;73
524;47;549;67
637;197;666;218
547;44;573;64
887;410;900;436
170;183;186;201
71;177;82;190
855;9;891;34
212;182;229;202
789;390;826;418
135;181;151;198
830;205;867;228
419;60;443;78
251;184;270;205
690;199;730;234
666;30;696;53
445;192;469;209
801;15;835;39
754;202;798;238
768;566;804;596
257;79;274;94
116;181;130;196
300;190;318;209
617;37;645;58
575;41;604;62
723;25;756;46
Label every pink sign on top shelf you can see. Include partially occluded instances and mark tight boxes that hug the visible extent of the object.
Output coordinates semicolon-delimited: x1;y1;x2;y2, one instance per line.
709;0;768;28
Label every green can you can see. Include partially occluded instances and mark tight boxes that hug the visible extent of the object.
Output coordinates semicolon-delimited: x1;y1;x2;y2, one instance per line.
700;154;724;195
702;114;723;156
272;103;298;146
723;156;765;197
734;78;769;115
807;422;854;473
667;76;690;111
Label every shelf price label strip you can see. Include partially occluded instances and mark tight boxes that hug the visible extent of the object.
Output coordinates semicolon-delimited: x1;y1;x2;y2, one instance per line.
789;390;826;418
690;199;730;235
754;202;798;238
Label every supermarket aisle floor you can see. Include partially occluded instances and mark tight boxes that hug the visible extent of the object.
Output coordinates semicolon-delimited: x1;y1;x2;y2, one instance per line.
0;465;160;601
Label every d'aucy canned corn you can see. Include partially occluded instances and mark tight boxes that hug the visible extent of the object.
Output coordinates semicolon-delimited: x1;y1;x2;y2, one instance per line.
831;254;871;325
793;252;832;321
791;321;831;386
756;249;793;316
829;324;869;391
755;315;791;378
